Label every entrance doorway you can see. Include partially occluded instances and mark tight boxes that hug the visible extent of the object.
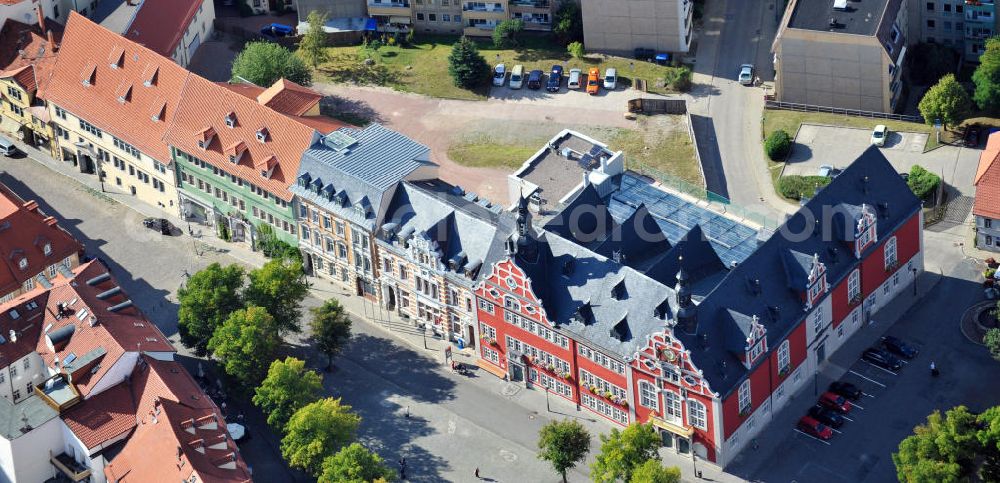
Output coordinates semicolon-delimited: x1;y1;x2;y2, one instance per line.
815;340;826;363
509;362;524;382
465;325;475;348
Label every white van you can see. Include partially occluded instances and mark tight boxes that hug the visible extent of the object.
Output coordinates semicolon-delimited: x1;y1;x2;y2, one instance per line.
509;64;525;89
0;136;15;157
567;68;582;89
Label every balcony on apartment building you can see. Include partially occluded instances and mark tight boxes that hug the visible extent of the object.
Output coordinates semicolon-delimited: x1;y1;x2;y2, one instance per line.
464;19;499;34
966;26;996;39
965;1;995;23
513;13;552;30
463;1;507;21
369;0;412;16
509;0;550;13
50;451;92;482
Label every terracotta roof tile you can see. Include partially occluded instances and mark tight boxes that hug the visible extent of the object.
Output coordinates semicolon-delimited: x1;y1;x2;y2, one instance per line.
43;12;191;163
215;81;265;99
0;18;62;93
0;182;82;297
975;133;1000;219
976;132;1000;185
60;382;136;448
164;75;319;201
124;0;204;58
256;78;323;116
216;80;348;133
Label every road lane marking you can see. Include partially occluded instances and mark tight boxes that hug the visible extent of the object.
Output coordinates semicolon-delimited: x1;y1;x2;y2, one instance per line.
863;392;876;398
849;370;886;388
793;429;832;445
841;415;854;422
864;362;899;376
850;402;865;410
830;428;843;434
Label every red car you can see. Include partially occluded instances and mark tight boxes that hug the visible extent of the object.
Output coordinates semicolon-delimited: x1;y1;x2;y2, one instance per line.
819;391;852;413
797;416;833;440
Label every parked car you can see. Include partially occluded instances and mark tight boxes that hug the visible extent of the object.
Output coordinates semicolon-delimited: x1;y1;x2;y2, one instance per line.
964;124;981;148
808;404;845;428
492;64;506;87
738;64;754;85
527;69;544;90
880;335;919;359
871;124;888;146
546;65;563;92
586;67;600;95
818;391;852;413
797;416;833;440
862;347;903;371
817;165;841;178
603;68;617;90
142;217;176;235
0;136;16;156
567;68;583;89
509;64;525;89
828;381;863;400
260;23;294;37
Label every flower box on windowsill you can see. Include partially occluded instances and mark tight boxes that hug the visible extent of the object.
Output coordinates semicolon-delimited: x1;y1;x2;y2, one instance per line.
885;260;899;272
849;293;862;306
778;366;790;378
739;407;751;418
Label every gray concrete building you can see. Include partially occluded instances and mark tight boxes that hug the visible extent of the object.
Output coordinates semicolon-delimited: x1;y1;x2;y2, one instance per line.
580;0;693;56
772;0;909;113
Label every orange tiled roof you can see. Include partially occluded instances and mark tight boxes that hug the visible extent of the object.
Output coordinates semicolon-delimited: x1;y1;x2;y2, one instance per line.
106;356;251;483
975;133;1000;219
124;0;204;58
215;81;265;99
42;12;191;163
60;382;136;448
218;80;346;134
0;18;62;93
295;115;348;135
256;78;323;116
0;182;82;297
164;75;318;201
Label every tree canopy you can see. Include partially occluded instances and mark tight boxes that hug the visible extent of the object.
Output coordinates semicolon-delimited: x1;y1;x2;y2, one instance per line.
300;10;330;68
177;263;246;356
537;419;591;483
244;258;310;336
318;443;395;483
231;41;311;87
448;36;489;89
492;19;525;48
252;357;324;430
282;397;362;476
310;299;353;370
892;405;991;483
208;306;281;387
553;0;583;45
973;37;1000;115
590;423;661;483
628;460;681;483
918;73;971;130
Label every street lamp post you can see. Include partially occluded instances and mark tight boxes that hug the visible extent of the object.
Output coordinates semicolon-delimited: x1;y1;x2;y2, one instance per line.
691;450;699;479
421;323;428;350
912;267;918;296
814;369;819;396
545;387;551;412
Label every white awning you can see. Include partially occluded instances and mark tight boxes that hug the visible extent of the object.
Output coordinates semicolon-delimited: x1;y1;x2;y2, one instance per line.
389;16;411;24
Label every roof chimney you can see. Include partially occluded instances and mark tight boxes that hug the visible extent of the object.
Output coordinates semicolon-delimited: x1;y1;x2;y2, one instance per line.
35;6;45;32
47;30;56;52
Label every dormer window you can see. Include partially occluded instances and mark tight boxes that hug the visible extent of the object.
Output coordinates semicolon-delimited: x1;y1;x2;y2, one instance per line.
742;315;767;368
854;204;878;258
18;258;27;270
256;127;269;143
256;155;277;179
297;173;311;188
225;141;247;164
224;112;236;128
81;65;96;86
611;279;627;300
43;243;51;256
142;65;158;87
116;83;132;104
108;47;125;69
805;253;827;309
197;127;216;150
150;101;166;122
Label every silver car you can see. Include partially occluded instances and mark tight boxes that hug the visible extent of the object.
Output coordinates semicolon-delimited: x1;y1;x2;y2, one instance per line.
739;64;754;85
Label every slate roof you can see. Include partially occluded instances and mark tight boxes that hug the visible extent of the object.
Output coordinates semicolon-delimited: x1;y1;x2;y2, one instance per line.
124;0;203;58
43;12;191;163
681;146;921;398
974;132;1000;219
380;179;515;282
0;182;82;297
292;124;433;230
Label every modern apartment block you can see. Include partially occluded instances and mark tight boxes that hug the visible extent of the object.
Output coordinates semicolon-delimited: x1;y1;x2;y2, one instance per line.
366;0;554;35
772;0;908;113
580;0;693;56
907;0;997;63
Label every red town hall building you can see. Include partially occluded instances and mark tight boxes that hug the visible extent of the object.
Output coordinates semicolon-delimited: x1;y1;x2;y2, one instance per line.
474;147;923;467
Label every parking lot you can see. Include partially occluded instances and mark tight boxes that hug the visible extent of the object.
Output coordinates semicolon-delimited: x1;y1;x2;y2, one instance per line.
486;67;657;111
782;124;981;194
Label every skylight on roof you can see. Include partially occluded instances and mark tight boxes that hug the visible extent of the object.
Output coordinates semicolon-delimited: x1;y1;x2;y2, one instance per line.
63;353;77;365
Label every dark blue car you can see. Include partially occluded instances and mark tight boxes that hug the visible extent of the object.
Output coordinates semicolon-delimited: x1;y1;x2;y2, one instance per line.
546;65;563;92
260;23;294;37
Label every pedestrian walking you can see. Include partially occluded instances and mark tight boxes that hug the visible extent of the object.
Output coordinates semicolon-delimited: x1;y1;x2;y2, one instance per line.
475;467;480;479
930;361;939;377
404;406;409;418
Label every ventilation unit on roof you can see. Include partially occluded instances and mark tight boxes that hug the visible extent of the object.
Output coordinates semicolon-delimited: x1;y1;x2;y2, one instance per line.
322;131;358;152
833;0;848;10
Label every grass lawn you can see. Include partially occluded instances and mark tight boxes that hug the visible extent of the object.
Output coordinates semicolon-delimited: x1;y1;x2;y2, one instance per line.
608;116;703;187
315;35;688;100
447;133;545;169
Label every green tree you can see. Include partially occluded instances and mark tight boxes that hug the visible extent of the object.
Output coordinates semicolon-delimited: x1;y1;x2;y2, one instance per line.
553;0;583;44
208;306;281;387
492;19;525;48
973;37;1000;114
892;406;981;483
764;129;792;160
177;263;246;356
590;423;661;483
567;41;585;59
300;10;330;68
985;327;1000;362
244;258;310;336
231;41;311;87
629;460;681;483
907;164;941;200
537;419;591;483
448;36;490;89
318;443;395;483
282;397;362;476
310;299;353;370
978;406;1000;481
918;74;971;130
252;357;324;430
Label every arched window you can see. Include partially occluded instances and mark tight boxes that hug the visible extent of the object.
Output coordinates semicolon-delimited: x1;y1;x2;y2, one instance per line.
884;236;898;269
848;269;860;302
664;390;682;421
638;380;658;411
738;379;752;414
777;340;790;374
688;399;707;430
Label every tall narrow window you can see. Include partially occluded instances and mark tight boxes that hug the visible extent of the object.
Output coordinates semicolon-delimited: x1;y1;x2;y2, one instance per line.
778;340;790;374
884;236;898;269
638;380;658;411
738;379;751;414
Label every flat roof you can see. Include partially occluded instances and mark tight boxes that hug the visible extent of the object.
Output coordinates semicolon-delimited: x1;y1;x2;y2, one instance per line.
515;131;617;205
788;0;889;36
